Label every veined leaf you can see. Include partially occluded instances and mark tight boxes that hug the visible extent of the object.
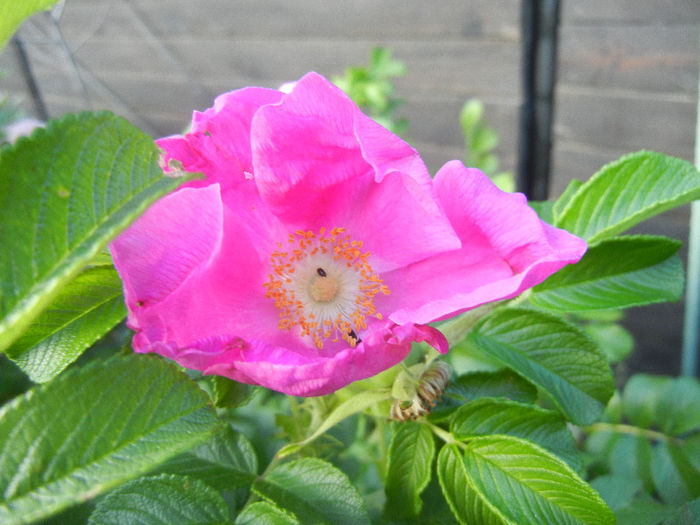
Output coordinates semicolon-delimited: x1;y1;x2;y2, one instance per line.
437;444;510;525
252;458;369;525
384;422;435;519
462;435;615;524
0;0;59;50
0;111;193;353
8;265;126;383
235;502;300;525
155;425;257;491
552;179;584;221
0;354;218;524
87;474;228;525
451;398;581;471
531;236;684;311
555;151;700;243
469;308;614;425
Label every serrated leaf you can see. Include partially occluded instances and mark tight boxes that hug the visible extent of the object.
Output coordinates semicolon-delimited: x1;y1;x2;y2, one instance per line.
469;308;614;425
552;179;584;220
463;435;615;524
531;236;684;311
8;265;126;382
252;458;369;525
87;474;228;525
155;425;257;491
437;444;509;525
449;370;538;404
652;441;700;505
384;422;435;519
555;151;700;243
236;501;300;525
0;111;193;353
0;0;59;50
451;398;581;471
0;354;218;524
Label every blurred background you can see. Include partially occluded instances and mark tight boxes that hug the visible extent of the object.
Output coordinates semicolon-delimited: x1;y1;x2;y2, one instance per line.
0;0;698;378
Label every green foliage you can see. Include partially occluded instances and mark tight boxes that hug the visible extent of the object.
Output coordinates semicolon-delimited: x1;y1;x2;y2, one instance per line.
460;99;514;191
333;47;407;134
88;474;229;525
0;355;219;524
384;422;435;519
249;458;370;525
469;307;615;425
555;151;700;243
0;111;193;355
531;235;684;311
8;264;126;382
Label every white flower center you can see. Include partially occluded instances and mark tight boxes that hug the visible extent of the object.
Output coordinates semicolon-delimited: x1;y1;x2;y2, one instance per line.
263;227;390;349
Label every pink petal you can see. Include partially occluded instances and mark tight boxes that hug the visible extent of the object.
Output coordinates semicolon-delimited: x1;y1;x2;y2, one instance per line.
110;184;224;313
157;87;283;188
379;161;587;325
155;321;444;397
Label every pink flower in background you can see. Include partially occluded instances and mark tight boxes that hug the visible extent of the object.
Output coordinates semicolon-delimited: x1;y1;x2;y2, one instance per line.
110;72;586;396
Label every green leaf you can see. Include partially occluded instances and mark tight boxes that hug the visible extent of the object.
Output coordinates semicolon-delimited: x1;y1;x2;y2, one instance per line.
87;474;229;525
555;151;700;243
155;425;257;491
529;200;554;223
7;265;126;382
277;389;391;457
384;422;435;519
531;236;684;311
609;434;654;493
252;458;370;525
199;375;258;409
652;441;700;505
662;497;700;525
0;0;59;50
552;179;584;221
0;111;193;353
590;474;642;511
655;377;700;435
462;435;615;524
449;370;538;404
235;502;300;525
451;398;581;471
615;497;674;525
469;308;614;425
622;374;670;428
0;354;218;524
437;444;509;525
584;322;634;363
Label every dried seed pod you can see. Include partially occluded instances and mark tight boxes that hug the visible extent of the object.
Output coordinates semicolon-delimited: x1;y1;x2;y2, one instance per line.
390;361;451;421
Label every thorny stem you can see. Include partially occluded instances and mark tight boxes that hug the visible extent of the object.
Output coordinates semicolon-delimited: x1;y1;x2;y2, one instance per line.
582;422;682;445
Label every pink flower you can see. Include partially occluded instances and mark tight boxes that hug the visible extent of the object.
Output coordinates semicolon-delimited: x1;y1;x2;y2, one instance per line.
110;73;586;396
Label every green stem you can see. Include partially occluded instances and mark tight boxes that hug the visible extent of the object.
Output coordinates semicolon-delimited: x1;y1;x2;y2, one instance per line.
424;421;467;450
582;422;681;445
437;302;498;346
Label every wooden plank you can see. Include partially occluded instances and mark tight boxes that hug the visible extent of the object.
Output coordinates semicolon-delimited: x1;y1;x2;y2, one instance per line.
554;89;695;159
559;25;698;95
59;0;521;41
562;0;700;25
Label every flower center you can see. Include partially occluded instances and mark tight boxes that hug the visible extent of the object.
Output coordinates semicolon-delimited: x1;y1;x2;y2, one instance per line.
263;227;390;349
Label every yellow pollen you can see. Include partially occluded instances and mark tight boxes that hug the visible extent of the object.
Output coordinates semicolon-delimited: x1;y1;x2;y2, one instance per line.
262;227;391;349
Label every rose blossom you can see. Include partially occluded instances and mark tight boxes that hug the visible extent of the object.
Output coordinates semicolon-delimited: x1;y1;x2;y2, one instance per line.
110;72;586;396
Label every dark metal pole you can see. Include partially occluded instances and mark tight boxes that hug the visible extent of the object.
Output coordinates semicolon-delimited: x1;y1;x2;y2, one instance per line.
517;0;561;200
12;36;49;121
